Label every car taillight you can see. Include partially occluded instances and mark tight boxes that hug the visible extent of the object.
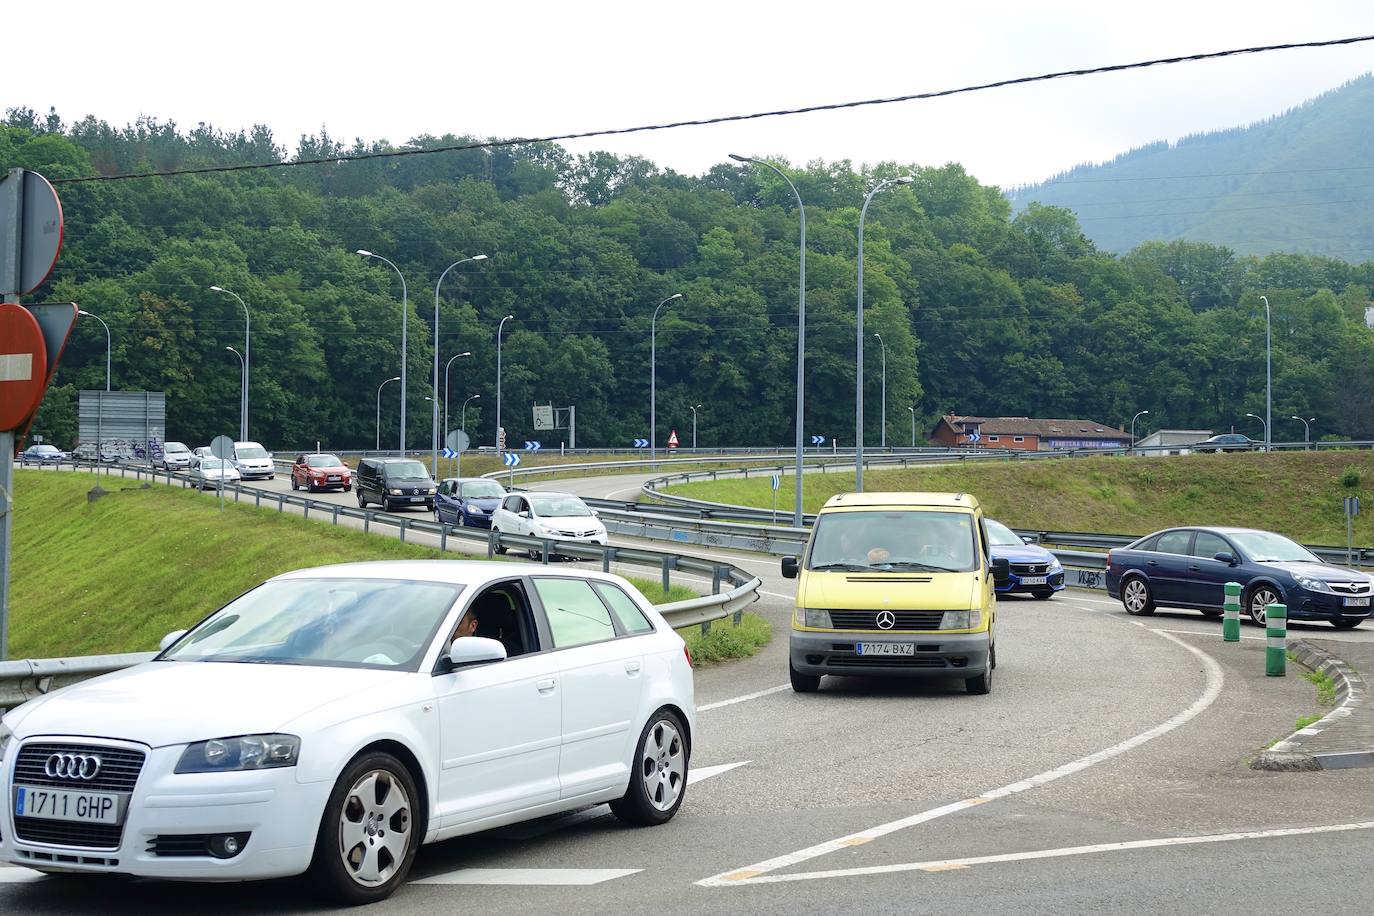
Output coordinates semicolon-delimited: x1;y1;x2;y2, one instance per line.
1106;549;1113;569
684;644;693;668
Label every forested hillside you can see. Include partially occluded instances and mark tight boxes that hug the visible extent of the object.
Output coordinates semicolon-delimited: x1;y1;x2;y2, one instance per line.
1008;75;1374;258
6;106;1374;451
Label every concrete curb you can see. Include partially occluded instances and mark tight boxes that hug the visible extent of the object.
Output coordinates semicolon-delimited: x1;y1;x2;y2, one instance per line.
1252;639;1370;771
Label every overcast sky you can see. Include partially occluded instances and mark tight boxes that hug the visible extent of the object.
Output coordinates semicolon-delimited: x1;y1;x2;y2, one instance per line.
9;1;1374;189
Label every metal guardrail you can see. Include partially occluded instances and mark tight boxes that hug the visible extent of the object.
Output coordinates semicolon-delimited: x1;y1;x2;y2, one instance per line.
3;462;762;708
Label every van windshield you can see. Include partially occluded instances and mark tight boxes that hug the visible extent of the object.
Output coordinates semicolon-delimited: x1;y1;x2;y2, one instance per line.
808;510;979;573
386;460;430;478
236;445;269;459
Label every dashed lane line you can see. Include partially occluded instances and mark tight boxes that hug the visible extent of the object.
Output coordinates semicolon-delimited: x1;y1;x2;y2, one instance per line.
696;821;1374;886
413;867;641;886
697;625;1225;887
698;684;791;712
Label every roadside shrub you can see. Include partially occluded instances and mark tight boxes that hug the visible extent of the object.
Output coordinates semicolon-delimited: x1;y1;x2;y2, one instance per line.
1341;466;1361;488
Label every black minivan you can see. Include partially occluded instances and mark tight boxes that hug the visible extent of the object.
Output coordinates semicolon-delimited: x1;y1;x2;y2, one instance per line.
356;457;439;512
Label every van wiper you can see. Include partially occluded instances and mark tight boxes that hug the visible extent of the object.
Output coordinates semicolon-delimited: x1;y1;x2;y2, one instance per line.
885;561;960;572
810;563;871;571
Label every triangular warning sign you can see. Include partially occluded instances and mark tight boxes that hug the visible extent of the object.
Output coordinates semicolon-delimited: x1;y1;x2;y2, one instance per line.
667;429;679;448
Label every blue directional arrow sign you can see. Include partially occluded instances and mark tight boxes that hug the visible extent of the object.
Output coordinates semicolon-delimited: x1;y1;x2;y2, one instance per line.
503;452;522;468
633;438;648;448
967;430;981;444
524;440;541;451
810;435;825;446
441;447;457;459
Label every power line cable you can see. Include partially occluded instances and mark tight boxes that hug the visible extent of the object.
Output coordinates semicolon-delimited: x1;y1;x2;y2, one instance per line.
47;33;1374;186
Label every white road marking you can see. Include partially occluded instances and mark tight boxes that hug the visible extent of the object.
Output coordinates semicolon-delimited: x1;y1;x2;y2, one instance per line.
0;867;46;883
697;626;1225;886
413;867;641;886
760;589;795;600
698;684;791;711
703;821;1374;886
1151;626;1263;642
689;760;751;783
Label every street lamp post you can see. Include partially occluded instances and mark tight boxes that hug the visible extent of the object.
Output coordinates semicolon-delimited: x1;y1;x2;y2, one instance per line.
358;251;408;454
76;309;111;392
1291;415;1315;449
650;293;684;463
1131;409;1150;454
690;404;702;450
376;376;400;452
77;309;111;469
496;315;514;452
459;394;480;477
209;286;250;441
854;175;912;490
432;254;487;474
732;153;807;524
1245;412;1269;446
908;406;916;449
1260;294;1272;453
226;347;245;440
443;351;473;451
873;332;887;450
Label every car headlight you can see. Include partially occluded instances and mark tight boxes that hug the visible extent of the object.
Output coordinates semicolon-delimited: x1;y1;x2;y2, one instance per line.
0;720;12;763
941;609;982;629
1048;558;1062;571
175;734;300;773
793;607;833;628
390;488;403;495
1295;576;1334;594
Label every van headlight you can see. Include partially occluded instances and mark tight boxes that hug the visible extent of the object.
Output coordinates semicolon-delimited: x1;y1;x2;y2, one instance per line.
176;734;300;773
794;608;833;628
390;488;403;495
941;609;982;629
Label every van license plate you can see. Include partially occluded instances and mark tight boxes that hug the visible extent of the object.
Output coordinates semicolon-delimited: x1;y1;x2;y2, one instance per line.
855;643;914;656
1344;597;1370;607
410;497;426;502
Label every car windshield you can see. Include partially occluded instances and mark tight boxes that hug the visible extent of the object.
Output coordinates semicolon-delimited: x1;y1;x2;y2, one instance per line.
387;460;430;478
984;519;1023;547
236;445;269;459
530;495;592;517
32;445;59;454
808;510;979;572
1229;531;1321;564
165;442;189;453
200;458;229;470
161;577;463;671
306;454;343;468
461;481;505;498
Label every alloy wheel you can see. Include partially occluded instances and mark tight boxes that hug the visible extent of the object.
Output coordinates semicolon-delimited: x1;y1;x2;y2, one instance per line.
337;769;412;888
1249;588;1278;626
639;719;685;812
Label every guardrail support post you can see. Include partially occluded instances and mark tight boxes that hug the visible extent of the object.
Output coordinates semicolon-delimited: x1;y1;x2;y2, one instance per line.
712;566;725;595
399;519;408;544
661;556;677;594
364;512;372;534
1222;582;1241;642
487;529;497;559
277;494;284;512
303;501;309;520
541;540;552;565
602;546;617;573
1266;603;1287;676
331;505;340;526
440;525;448;552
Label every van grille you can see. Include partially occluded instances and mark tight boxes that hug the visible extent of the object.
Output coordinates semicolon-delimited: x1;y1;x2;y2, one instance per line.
828;610;946;630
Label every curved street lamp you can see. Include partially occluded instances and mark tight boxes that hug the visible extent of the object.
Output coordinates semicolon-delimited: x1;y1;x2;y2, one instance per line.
443;351;473;450
650;293;683;462
358;251;408;454
731;153;807;523
855;175;912;489
1259;294;1272;453
376;376;401;452
1245;412;1269;446
432;254;487;473
1131;409;1150;453
690;403;702;450
873;332;887;451
496;314;514;451
1291;415;1315;449
226;347;245;440
907;406;916;449
76;309;111;392
209;286;250;440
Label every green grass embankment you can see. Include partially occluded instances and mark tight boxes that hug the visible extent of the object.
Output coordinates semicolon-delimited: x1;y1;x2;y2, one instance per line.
8;470;698;659
665;452;1374;545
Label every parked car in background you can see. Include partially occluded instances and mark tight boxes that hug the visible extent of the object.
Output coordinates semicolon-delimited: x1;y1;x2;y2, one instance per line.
232;441;275;479
984;519;1064;599
291;453;352;493
1107;526;1372;628
160;441;194;470
355;458;437;512
490;491;608;558
435;477;507;528
191;446;213;467
1195;433;1257;453
20;444;68;464
190;457;241;489
0;560;694;903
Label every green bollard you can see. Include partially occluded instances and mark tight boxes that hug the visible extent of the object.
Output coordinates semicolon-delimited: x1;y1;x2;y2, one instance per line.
1265;603;1287;676
1222;581;1242;642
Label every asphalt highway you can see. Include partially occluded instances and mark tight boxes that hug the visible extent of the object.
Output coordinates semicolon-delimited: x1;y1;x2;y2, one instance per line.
5;466;1374;913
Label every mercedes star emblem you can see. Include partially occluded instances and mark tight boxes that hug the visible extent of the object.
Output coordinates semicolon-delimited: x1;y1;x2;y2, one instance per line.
876;610;896;630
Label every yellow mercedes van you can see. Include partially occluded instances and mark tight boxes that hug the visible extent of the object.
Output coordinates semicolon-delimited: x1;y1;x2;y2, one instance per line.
781;492;1009;695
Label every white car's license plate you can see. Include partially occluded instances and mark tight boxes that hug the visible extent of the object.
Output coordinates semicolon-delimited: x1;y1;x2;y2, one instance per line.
1020;576;1048;585
855;642;914;656
14;786;121;825
1345;597;1370;607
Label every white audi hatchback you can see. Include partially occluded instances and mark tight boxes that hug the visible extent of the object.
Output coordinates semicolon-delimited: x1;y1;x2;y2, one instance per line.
0;561;695;904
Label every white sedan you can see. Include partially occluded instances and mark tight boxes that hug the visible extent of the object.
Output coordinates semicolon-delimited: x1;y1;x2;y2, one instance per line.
0;561;695;904
491;491;609;559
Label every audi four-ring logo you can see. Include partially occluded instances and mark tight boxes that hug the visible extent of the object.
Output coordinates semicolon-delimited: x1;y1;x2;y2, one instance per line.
876;610;896;630
44;753;103;780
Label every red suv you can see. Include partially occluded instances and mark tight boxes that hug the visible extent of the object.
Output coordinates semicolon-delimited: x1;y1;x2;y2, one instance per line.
291;453;352;492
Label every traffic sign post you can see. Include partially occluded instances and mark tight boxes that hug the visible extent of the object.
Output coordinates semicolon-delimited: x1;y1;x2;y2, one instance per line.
771;472;781;523
633;438;648;449
810;435;824;446
211;435;235;513
1346;495;1361;565
503;450;521;487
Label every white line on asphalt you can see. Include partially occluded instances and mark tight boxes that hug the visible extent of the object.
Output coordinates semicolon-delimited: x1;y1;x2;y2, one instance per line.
689;760;752;783
697;626;1225;886
698;684;791;711
760;590;794;600
413;868;642;886
700;821;1374;886
1151;627;1263;642
0;867;45;883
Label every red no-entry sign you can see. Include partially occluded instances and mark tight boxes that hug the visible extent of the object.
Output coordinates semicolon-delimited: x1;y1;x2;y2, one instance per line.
0;303;49;432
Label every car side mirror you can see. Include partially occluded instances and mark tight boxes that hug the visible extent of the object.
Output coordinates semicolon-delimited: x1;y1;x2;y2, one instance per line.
991;557;1011;586
1214;551;1238;566
1021;535;1035;544
445;636;507;669
266;452;274;459
781;556;799;579
159;629;188;651
518;509;530;518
